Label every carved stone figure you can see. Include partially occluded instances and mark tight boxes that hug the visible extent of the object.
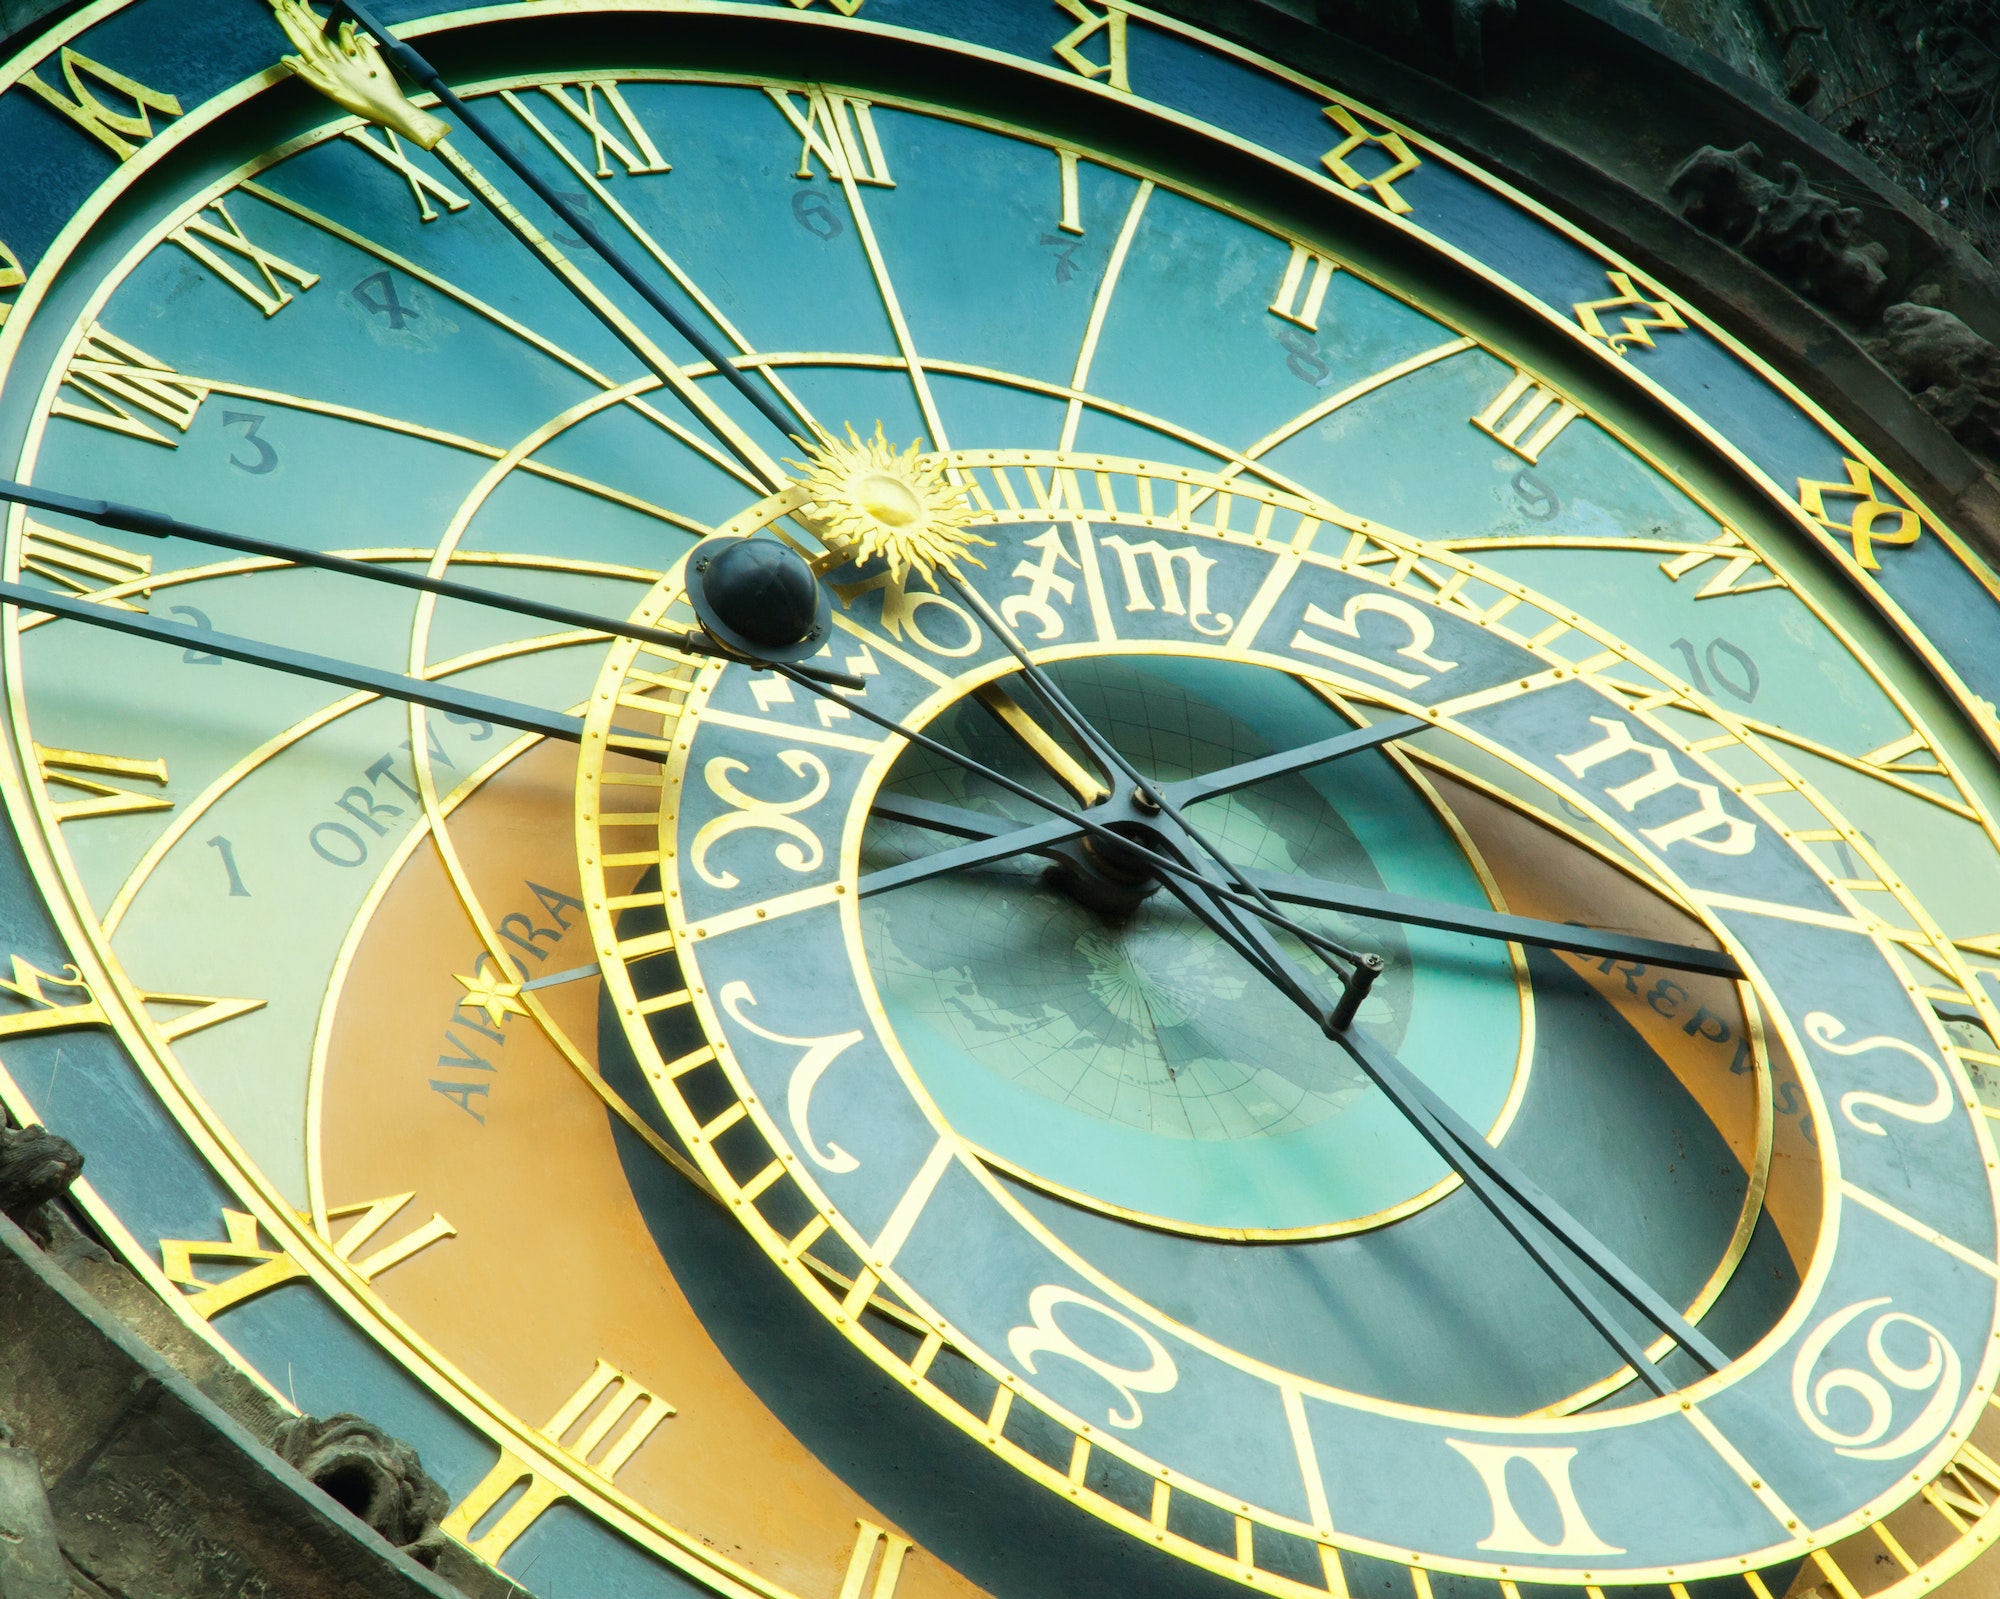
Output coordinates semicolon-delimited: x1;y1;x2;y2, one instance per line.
1867;292;2000;459
1669;142;1890;317
273;1413;452;1568
0;1123;81;1249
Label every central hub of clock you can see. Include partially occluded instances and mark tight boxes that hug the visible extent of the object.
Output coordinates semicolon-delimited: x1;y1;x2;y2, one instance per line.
859;651;1530;1238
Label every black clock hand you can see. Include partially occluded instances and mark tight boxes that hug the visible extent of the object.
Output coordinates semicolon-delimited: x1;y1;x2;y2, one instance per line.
751;656;1372;969
932;570;1379;1019
0;478;864;691
1166;715;1428;804
859;714;1419;887
1247;872;1740;978
1152;856;1724;1394
0;480;1349;965
0;578;649;758
866;793;1737;977
319;0;811;486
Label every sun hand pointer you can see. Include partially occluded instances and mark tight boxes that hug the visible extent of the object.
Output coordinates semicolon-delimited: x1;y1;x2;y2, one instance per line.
300;0;807;479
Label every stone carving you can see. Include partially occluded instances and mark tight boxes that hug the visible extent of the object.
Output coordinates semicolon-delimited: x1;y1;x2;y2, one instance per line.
1669;142;1890;317
0;1123;82;1249
273;1413;452;1568
1866;291;2000;459
0;1424;68;1599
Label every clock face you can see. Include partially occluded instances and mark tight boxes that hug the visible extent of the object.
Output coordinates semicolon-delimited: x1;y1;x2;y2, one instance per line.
6;8;2000;1599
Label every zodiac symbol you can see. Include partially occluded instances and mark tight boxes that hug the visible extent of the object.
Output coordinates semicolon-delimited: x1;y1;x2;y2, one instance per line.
1007;1284;1178;1430
1792;1296;1961;1461
721;981;864;1173
1805;1012;1954;1136
690;749;830;890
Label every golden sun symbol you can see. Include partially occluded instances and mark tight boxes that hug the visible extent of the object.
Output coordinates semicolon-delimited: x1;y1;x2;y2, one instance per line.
793;424;993;581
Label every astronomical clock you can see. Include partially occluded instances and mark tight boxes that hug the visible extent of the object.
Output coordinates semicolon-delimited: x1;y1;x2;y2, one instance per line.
6;3;2000;1599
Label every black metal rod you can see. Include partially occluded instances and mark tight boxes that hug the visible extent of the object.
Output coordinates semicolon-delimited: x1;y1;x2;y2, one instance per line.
0;578;645;757
0;477;863;691
1170;715;1427;804
1333;1021;1726;1379
762;657;1392;960
1346;1033;1678;1396
328;0;810;480
867;781;1739;977
1159;862;1681;1389
1158;860;1720;1387
939;569;1373;983
1252;872;1743;978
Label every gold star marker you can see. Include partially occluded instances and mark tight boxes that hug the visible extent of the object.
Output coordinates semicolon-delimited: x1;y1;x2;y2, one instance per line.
793;423;992;582
454;968;529;1029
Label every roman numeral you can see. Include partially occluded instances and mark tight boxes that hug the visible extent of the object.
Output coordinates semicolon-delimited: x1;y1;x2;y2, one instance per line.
1656;527;1783;598
0;236;24;330
538;80;671;177
19;520;153;609
341;126;470;221
1797;457;1922;571
1472;369;1579;463
770;87;893;187
139;989;267;1044
1056;148;1085;235
18;48;181;161
441;1359;674;1560
1445;1438;1623;1556
169;200;320;317
840;1521;913;1599
0;955;107;1037
319;1192;457;1277
1925;1440;2000;1531
785;0;866;14
1573;270;1687;354
35;745;171;823
1052;0;1131;93
1320;103;1418;215
0;955;261;1043
161;1192;451;1320
1268;242;1339;330
50;324;209;447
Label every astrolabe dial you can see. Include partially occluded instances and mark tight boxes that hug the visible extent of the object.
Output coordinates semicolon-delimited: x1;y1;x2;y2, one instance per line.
4;17;2000;1599
578;442;1990;1594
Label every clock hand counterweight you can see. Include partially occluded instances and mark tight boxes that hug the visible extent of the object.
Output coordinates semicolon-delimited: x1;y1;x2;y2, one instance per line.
308;0;813;486
0;478;865;690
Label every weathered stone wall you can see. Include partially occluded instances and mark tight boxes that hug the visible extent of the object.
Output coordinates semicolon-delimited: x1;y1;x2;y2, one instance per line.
1627;0;2000;267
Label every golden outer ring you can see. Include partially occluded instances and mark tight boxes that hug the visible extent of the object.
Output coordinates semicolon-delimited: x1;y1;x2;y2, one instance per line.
579;450;2000;1589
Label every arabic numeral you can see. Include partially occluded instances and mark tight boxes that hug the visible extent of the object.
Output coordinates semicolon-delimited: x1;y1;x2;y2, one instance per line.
791;189;843;239
1669;636;1760;704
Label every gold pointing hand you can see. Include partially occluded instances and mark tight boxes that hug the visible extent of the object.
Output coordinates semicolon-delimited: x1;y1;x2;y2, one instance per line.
269;0;451;150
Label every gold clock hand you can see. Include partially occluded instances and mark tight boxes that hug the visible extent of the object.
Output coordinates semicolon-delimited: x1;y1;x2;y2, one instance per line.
296;0;809;489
